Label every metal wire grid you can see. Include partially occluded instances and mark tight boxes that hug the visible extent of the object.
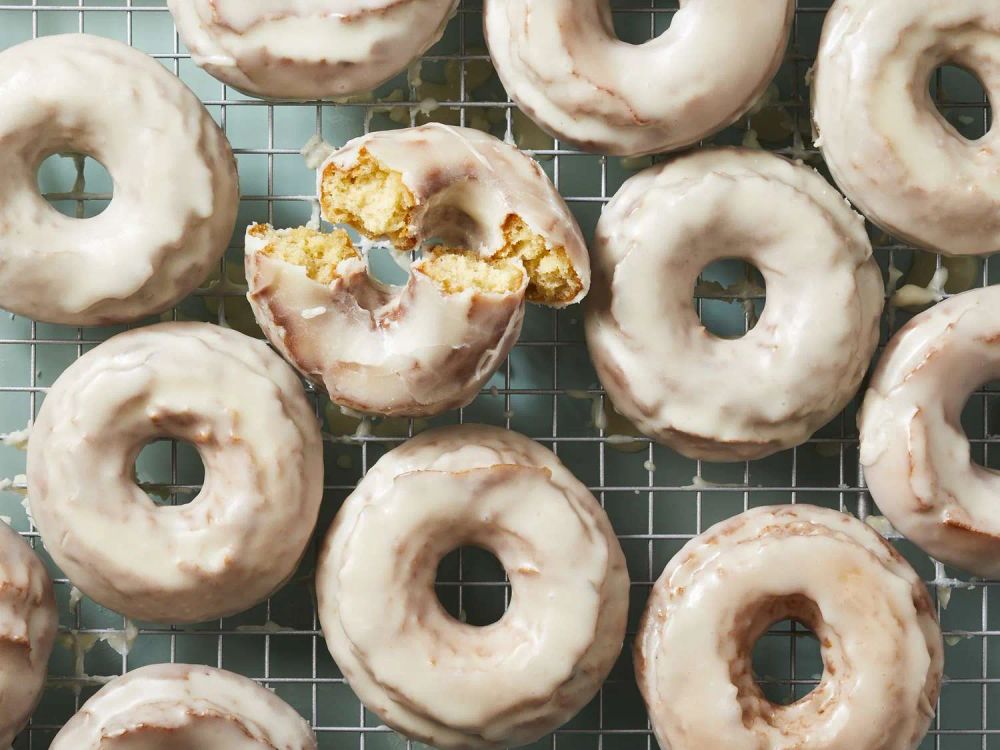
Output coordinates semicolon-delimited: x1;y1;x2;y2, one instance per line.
0;1;997;748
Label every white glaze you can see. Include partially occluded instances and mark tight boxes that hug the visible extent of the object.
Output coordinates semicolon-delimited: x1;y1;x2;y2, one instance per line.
0;522;57;747
484;0;794;156
585;148;884;462
636;505;943;750
27;322;324;623
168;0;458;100
51;664;317;749
813;0;1000;256
316;425;629;749
860;286;1000;577
0;34;239;326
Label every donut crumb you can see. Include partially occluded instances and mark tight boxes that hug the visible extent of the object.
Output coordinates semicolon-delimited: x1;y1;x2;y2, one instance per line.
418;250;526;295
250;224;359;285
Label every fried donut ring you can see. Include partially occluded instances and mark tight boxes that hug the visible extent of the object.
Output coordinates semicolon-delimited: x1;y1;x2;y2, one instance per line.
51;664;317;748
860;286;1000;577
813;0;1000;256
168;0;458;100
316;425;629;749
246;124;589;417
484;0;794;156
27;322;323;624
636;505;943;750
0;34;238;325
585;148;884;462
0;522;57;747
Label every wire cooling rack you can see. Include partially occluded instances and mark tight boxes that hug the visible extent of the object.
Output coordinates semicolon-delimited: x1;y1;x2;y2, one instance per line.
0;1;998;748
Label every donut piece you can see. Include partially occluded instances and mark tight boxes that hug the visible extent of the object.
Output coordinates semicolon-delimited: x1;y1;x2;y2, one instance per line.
584;148;884;462
27;322;323;624
813;0;1000;256
0;523;57;747
0;34;238;326
317;425;629;749
860;286;1000;577
50;664;317;748
246;124;589;417
636;505;943;750
483;0;794;156
168;1;458;100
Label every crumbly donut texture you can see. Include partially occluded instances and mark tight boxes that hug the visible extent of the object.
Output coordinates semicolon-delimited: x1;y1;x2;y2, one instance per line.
636;505;943;750
484;0;794;156
27;323;324;624
0;523;57;747
316;425;629;749
861;286;1000;577
0;34;238;325
246;124;590;417
813;0;1000;255
50;664;317;749
168;0;458;100
585;148;884;462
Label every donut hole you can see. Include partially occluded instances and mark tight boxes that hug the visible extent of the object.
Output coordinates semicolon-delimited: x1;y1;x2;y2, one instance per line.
435;545;510;627
133;438;205;507
929;64;993;141
961;379;1000;470
611;2;674;45
36;153;113;218
750;618;824;706
694;259;766;338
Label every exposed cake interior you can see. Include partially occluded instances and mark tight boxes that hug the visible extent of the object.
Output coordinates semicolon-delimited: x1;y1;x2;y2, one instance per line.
320;149;583;305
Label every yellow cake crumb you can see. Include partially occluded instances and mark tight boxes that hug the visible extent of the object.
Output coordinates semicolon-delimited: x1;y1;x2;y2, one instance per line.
496;215;583;305
418;250;526;295
253;225;359;285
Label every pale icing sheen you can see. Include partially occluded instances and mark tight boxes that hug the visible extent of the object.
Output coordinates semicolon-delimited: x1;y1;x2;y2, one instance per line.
316;425;629;749
860;286;1000;577
813;0;1000;255
50;664;317;749
483;0;794;156
636;505;943;750
0;523;57;747
27;323;324;624
584;148;883;462
0;34;238;326
168;0;458;99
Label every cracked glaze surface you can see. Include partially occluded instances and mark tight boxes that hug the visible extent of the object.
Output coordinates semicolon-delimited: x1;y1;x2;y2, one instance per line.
168;0;458;99
51;664;317;749
0;34;238;326
484;0;793;156
316;425;629;749
27;323;324;624
584;148;883;462
636;505;943;750
860;286;1000;577
813;0;1000;255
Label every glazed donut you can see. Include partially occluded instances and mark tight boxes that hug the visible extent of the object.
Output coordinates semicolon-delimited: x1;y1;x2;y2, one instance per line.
813;0;1000;256
51;664;317;748
316;425;629;749
27;322;323;624
860;286;1000;577
483;0;794;156
636;505;943;750
0;34;238;326
584;148;884;462
0;523;57;747
246;124;589;417
168;0;458;100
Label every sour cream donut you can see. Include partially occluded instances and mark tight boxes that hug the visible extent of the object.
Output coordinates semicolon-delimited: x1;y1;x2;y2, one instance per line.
636;505;943;750
51;664;317;749
585;149;884;462
0;523;57;747
246;124;589;417
483;0;794;156
0;34;238;326
860;286;1000;577
317;425;629;749
27;323;323;624
813;0;1000;256
168;0;458;100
